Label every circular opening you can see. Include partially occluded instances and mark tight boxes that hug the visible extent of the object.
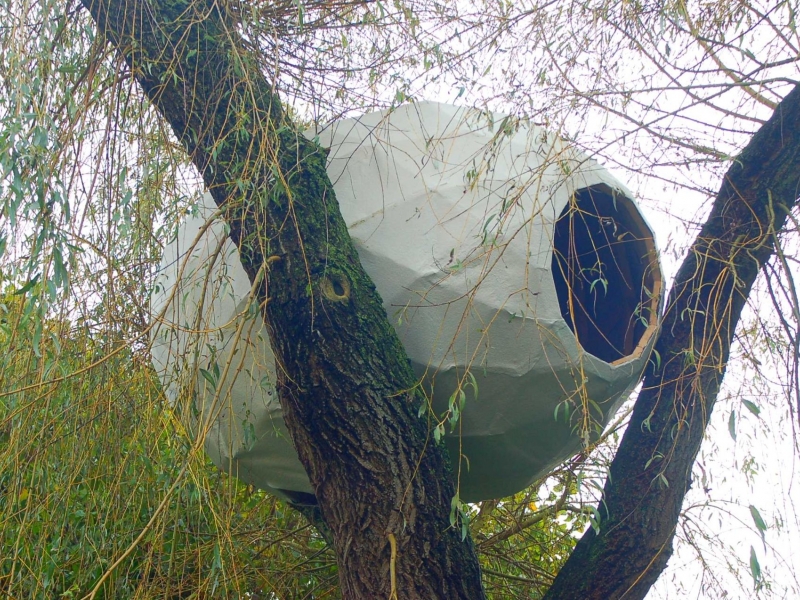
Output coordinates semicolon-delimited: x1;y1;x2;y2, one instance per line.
321;272;351;302
551;185;661;363
332;277;345;297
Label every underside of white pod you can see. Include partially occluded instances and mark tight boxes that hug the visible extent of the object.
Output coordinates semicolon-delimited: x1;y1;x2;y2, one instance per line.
150;102;663;503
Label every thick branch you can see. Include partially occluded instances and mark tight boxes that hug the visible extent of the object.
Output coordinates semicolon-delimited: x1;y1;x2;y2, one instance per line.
80;1;485;597
544;84;800;599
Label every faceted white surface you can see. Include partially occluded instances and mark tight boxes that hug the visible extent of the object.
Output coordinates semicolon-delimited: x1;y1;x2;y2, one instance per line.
151;102;660;502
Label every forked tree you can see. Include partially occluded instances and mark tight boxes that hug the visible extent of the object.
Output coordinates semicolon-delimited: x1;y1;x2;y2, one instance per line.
75;0;800;597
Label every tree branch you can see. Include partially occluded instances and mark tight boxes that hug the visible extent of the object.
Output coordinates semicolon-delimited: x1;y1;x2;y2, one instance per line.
79;0;485;597
544;83;800;600
479;481;571;550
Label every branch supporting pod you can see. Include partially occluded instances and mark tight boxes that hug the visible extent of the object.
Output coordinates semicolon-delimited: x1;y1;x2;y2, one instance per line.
544;84;800;600
79;0;485;597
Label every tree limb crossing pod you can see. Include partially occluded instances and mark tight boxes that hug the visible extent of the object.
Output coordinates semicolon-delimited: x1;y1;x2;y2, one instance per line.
151;102;663;502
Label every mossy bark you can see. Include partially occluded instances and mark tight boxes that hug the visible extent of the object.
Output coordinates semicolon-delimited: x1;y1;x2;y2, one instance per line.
80;0;485;597
544;85;800;599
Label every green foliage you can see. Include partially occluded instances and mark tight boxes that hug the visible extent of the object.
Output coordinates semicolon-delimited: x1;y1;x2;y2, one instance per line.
0;295;337;598
471;476;589;599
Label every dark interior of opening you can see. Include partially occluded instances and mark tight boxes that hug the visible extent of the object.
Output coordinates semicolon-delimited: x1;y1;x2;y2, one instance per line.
552;186;657;363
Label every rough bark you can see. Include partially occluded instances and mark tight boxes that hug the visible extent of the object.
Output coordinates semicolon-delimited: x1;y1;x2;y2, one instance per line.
544;84;800;600
79;1;485;597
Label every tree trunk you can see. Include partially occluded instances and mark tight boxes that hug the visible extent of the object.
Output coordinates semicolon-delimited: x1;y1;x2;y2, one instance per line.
544;84;800;600
80;1;485;597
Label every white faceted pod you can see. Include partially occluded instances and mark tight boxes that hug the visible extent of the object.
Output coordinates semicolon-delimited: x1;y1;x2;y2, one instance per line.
150;102;662;503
